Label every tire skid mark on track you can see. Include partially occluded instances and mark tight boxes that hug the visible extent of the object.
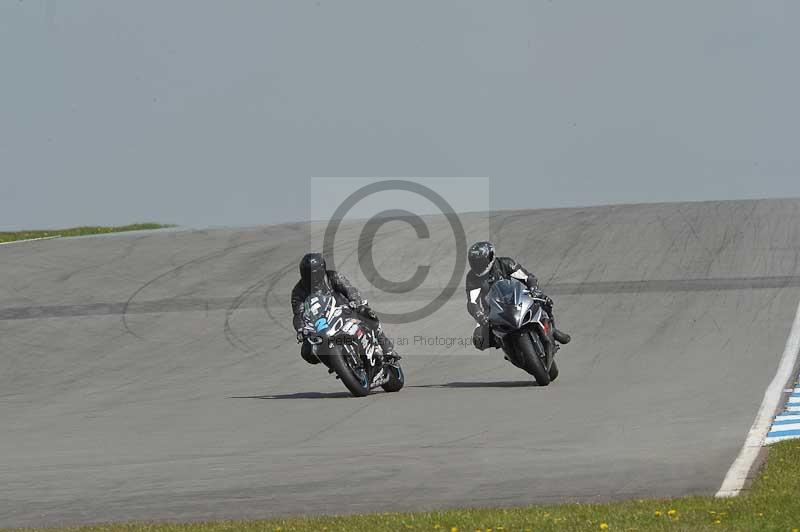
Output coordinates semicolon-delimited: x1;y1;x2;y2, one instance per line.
121;239;261;339
419;429;490;449
261;258;302;333
223;263;279;354
295;399;375;446
5;274;800;321
56;234;151;284
222;236;306;356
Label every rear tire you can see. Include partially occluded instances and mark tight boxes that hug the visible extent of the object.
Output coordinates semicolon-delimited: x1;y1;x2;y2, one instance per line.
548;359;559;381
329;351;370;397
516;333;550;386
381;365;405;393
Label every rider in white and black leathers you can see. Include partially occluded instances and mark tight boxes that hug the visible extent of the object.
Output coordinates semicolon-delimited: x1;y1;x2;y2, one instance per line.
466;241;571;350
291;253;398;364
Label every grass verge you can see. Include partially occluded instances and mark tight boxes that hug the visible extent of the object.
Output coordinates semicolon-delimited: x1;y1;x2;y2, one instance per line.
5;440;800;532
0;223;174;244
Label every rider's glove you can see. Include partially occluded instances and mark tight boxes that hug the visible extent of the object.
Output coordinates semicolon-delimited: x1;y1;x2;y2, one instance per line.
531;288;552;306
475;311;490;327
296;329;304;343
361;305;378;320
352;299;377;320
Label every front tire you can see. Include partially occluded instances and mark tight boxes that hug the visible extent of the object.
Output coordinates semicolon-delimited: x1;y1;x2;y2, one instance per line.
516;333;550;386
381;365;405;393
329;350;370;397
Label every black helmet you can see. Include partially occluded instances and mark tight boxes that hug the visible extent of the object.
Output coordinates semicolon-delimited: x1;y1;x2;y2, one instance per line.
299;253;328;292
468;241;496;277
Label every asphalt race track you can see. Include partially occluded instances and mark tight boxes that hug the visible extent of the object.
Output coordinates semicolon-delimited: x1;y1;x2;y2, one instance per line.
2;199;800;527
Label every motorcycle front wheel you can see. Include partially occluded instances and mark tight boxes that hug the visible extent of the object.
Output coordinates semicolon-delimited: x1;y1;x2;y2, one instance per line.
516;333;550;386
329;347;371;397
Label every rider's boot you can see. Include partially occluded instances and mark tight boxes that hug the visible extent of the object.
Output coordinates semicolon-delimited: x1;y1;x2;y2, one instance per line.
553;329;571;345
300;341;321;364
548;311;571;345
376;327;401;363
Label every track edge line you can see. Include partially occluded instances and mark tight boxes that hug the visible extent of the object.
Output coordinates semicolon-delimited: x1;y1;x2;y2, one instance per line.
715;297;800;497
0;235;61;246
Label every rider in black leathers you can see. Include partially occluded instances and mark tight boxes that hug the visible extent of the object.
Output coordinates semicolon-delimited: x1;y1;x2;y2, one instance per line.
465;241;571;350
291;253;398;364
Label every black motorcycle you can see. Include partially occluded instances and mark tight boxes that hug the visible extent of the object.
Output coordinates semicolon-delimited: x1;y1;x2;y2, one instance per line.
484;278;560;386
299;292;404;397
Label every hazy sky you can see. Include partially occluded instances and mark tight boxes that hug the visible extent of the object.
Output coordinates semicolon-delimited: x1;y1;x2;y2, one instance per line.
2;1;798;230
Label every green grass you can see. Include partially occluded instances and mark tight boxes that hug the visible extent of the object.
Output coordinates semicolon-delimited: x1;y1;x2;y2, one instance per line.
5;440;800;532
0;223;173;244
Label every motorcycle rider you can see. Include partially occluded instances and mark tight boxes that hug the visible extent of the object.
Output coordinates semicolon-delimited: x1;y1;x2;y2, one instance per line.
466;241;571;350
291;252;399;364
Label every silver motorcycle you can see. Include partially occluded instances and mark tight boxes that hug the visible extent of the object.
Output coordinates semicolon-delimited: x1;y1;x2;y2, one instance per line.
484;278;560;386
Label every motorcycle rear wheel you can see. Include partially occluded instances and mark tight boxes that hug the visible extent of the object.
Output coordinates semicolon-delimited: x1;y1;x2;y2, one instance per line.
516;333;550;386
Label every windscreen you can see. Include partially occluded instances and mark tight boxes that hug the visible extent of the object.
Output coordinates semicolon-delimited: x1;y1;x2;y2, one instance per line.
487;279;524;306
